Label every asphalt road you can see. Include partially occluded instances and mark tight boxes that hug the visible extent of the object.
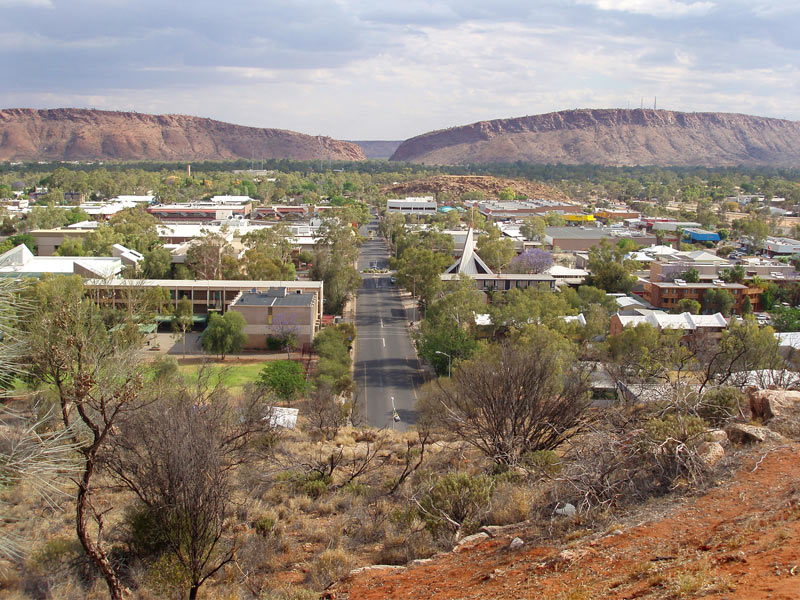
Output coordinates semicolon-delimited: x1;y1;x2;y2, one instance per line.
354;221;422;430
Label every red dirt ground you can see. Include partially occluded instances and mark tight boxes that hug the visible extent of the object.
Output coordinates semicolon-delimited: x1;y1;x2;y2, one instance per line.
329;444;800;599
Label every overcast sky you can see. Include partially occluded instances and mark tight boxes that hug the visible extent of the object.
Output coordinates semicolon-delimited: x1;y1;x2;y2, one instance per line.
1;0;798;140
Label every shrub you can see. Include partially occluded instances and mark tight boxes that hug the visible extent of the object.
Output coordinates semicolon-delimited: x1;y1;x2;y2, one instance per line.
521;449;561;475
124;505;170;559
486;483;538;526
696;386;743;426
414;472;494;537
259;360;308;402
266;336;284;351
307;547;356;590
254;515;277;537
29;537;84;574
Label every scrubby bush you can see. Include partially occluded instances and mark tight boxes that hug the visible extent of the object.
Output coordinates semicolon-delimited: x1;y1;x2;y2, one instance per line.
696;386;744;426
307;547;356;590
414;471;494;537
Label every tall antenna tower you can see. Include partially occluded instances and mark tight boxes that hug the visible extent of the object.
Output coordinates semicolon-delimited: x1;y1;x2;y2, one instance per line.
654;97;657;110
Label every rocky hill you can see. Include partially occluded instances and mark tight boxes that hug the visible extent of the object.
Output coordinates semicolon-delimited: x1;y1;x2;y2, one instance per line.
0;108;365;162
382;175;571;202
390;108;800;167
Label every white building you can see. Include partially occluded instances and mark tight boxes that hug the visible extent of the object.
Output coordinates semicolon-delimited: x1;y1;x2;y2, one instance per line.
0;244;127;278
386;197;437;215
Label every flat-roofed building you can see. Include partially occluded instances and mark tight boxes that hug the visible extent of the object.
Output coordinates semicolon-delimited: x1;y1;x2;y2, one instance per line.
0;244;126;278
765;236;800;256
544;226;656;251
644;280;760;313
147;201;252;222
229;287;318;347
476;199;578;220
387;197;438;215
83;279;324;328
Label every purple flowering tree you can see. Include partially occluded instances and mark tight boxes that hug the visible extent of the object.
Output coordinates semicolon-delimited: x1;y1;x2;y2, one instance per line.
508;249;554;274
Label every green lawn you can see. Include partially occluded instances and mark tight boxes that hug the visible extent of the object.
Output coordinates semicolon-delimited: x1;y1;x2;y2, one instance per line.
176;362;267;390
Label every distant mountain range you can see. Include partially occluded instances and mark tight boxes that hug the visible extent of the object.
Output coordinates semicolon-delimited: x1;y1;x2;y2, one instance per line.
389;109;800;167
0;108;365;162
3;107;800;167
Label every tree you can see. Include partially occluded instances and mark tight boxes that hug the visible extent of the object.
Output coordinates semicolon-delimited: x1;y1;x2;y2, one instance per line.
259;359;307;402
520;216;545;241
741;296;753;316
738;215;769;249
107;378;275;600
498;187;516;201
186;231;235;280
680;268;700;283
202;312;248;360
703;288;735;316
476;226;515;272
55;237;86;257
20;205;89;231
675;298;701;314
507;248;553;274
142;247;173;278
586;239;638;293
544;212;566;226
311;218;361;315
107;206;161;253
422;327;590;466
242;248;296;280
394;247;451;306
26;286;145;600
172;297;194;357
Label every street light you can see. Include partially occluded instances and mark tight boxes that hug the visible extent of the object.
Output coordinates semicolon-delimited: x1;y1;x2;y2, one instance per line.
434;350;452;378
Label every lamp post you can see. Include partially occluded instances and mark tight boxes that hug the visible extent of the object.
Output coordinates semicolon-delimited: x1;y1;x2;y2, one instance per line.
434;350;452;378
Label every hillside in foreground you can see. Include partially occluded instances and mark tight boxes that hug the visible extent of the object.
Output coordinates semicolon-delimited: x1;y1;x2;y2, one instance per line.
330;443;800;600
0;108;366;162
390;108;800;167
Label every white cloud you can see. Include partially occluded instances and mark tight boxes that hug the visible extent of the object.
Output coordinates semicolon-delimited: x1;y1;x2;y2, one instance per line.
577;0;715;18
0;0;52;6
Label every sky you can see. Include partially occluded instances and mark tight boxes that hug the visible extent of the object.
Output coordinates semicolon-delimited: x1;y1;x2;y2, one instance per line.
1;0;799;140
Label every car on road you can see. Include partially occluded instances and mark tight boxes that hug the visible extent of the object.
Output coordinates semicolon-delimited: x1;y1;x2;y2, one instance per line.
390;276;396;284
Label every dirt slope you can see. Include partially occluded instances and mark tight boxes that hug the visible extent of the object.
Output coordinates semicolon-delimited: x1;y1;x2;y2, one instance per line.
330;444;800;600
0;108;365;162
390;108;800;167
382;175;571;202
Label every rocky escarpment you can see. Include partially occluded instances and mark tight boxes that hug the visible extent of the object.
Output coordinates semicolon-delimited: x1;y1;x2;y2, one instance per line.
390;108;800;167
0;108;366;162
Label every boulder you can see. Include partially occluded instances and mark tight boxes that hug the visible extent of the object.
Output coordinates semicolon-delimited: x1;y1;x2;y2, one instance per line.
454;532;489;552
725;423;783;444
697;441;725;467
555;502;577;517
479;524;515;538
348;565;406;577
509;537;525;551
748;389;800;422
708;429;728;444
408;558;434;567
